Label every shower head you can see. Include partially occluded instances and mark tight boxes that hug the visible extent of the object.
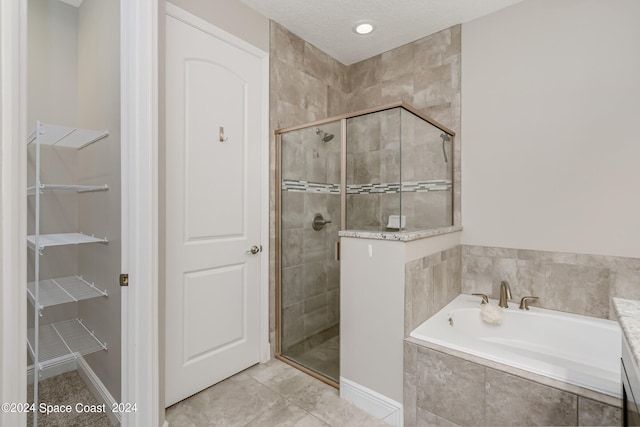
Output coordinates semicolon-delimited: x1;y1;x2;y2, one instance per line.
316;127;334;143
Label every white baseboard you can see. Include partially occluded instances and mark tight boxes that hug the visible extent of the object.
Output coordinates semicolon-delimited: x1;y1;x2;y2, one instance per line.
340;377;403;427
27;360;77;384
77;356;120;426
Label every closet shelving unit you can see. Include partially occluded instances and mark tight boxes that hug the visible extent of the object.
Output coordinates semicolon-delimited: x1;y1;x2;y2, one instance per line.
27;121;110;424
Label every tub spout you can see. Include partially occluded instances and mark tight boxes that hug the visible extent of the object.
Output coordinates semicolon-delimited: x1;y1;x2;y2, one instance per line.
499;281;512;308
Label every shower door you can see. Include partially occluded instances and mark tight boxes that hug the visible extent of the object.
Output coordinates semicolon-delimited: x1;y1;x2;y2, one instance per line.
277;120;342;384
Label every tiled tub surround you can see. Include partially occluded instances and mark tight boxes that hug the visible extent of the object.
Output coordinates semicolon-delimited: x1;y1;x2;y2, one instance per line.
399;244;640;426
462;245;640;320
411;294;621;397
404;245;461;336
404;340;622;427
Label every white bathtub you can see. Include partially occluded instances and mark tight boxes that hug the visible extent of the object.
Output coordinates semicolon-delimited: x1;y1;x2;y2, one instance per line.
410;294;622;398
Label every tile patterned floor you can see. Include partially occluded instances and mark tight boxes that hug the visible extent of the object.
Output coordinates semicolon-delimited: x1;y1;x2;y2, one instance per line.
166;358;389;427
286;335;340;383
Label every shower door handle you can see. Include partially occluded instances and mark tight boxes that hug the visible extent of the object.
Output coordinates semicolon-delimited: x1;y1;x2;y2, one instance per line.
246;245;262;255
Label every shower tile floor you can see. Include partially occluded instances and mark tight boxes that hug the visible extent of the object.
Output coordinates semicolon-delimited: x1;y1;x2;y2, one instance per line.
286;335;340;383
166;358;387;427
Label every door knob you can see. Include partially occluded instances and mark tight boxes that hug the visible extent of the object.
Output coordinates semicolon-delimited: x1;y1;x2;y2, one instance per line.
246;245;262;255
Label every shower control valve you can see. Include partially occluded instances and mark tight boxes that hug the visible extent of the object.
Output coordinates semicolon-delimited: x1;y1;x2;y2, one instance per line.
312;213;332;231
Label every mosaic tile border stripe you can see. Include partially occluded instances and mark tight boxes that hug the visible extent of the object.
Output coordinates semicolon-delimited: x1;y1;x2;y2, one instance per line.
282;179;452;194
347;180;452;194
282;179;340;194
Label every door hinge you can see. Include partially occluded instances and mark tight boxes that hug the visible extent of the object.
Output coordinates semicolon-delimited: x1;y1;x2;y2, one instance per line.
120;273;129;287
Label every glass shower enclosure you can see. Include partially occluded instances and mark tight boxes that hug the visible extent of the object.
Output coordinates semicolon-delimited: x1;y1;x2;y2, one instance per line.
275;102;454;386
276;120;343;384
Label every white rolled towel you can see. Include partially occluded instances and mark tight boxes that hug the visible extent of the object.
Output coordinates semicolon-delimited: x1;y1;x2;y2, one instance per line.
480;303;503;325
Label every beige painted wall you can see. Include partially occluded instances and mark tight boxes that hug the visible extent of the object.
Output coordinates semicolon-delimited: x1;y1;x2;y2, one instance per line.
27;0;121;402
27;0;81;323
27;1;81;329
76;0;121;401
461;0;640;258
340;238;406;403
340;232;461;404
27;0;78;127
168;0;269;52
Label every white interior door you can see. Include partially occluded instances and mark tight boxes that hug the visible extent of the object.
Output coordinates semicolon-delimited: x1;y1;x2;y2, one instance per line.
165;11;264;406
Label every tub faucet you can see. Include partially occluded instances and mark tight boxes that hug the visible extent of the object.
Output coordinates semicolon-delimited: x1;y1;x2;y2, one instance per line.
499;281;512;308
519;296;539;310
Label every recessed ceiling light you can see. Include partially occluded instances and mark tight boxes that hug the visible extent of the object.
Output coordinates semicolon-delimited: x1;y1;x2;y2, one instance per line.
353;22;375;35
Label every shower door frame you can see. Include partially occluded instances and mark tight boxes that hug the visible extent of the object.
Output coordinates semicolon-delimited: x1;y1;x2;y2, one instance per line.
274;115;347;388
274;102;456;387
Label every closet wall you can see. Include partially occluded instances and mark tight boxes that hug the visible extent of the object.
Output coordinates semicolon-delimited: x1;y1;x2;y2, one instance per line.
27;0;121;400
76;0;121;401
27;0;80;333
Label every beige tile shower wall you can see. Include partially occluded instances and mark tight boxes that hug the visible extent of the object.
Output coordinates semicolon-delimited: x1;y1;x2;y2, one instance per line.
270;23;349;132
401;111;453;231
270;22;462;351
462;245;640;320
280;190;340;352
346;25;462;227
280;125;341;351
345;109;401;231
270;22;349;351
404;246;461;336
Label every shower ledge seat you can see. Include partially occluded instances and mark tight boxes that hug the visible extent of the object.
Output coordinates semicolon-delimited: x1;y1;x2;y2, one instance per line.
339;225;462;242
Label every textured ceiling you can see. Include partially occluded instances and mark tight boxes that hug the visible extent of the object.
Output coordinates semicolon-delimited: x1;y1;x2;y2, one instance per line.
240;0;523;65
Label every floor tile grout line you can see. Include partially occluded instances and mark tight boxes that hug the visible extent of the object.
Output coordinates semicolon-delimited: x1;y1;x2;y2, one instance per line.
166;359;384;427
243;361;343;426
241;366;335;427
